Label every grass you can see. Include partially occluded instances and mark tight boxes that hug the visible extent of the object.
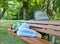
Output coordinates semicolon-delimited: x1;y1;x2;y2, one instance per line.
0;20;60;44
0;20;27;44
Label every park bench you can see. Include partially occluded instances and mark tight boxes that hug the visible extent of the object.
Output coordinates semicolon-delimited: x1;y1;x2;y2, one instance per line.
9;20;60;44
22;20;60;44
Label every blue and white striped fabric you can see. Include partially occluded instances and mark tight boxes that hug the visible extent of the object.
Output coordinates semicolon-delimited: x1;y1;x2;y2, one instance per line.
17;23;36;37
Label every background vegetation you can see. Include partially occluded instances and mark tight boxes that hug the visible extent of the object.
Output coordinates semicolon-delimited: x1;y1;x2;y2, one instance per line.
0;0;60;20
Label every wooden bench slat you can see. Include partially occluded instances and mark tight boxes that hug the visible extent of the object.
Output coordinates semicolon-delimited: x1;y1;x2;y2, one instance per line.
30;27;60;36
35;37;52;44
18;37;52;44
29;24;60;31
22;20;60;26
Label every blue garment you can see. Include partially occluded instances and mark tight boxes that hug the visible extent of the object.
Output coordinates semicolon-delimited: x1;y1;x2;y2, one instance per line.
17;23;36;37
18;23;30;30
17;28;36;37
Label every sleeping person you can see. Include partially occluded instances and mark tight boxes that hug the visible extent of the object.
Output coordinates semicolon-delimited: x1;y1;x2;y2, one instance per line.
8;22;42;38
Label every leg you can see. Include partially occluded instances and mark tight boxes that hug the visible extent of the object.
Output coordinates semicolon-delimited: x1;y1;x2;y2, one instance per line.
47;34;50;41
35;32;42;38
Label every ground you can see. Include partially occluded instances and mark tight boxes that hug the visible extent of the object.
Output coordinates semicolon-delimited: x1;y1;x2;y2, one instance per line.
0;20;27;44
0;20;60;44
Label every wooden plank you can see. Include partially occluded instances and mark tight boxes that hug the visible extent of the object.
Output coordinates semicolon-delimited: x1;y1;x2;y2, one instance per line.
30;27;60;36
35;37;52;44
29;24;60;31
22;20;60;26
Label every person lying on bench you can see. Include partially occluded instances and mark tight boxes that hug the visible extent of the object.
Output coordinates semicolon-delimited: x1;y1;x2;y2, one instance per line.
8;22;42;38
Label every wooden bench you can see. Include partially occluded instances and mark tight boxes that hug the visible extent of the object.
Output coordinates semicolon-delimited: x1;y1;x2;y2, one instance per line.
9;20;57;44
10;31;52;44
22;20;60;44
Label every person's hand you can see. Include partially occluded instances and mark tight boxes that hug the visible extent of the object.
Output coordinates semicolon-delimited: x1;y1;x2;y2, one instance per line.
12;30;16;33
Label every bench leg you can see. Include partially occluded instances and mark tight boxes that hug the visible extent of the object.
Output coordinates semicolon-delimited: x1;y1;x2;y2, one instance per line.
47;34;50;41
52;36;56;44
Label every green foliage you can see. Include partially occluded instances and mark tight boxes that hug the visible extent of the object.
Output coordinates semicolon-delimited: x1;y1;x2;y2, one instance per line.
4;2;23;20
53;0;60;20
0;0;9;8
0;0;60;20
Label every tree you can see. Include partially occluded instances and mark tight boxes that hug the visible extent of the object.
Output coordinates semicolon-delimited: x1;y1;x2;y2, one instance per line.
15;0;44;20
4;2;23;20
0;0;9;19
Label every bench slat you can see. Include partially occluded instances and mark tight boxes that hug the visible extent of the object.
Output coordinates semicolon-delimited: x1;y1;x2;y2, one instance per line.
29;24;60;31
22;20;60;26
35;37;52;44
30;27;60;36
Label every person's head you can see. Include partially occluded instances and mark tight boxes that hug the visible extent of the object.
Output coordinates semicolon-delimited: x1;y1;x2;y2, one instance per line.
10;24;14;30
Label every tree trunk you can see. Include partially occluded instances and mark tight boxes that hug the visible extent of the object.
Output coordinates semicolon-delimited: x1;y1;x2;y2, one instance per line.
47;0;50;17
1;8;6;19
47;0;53;20
23;1;28;20
59;7;60;15
52;0;56;20
17;12;20;20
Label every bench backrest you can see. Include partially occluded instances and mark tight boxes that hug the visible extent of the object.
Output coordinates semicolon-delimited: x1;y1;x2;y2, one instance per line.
22;20;60;36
